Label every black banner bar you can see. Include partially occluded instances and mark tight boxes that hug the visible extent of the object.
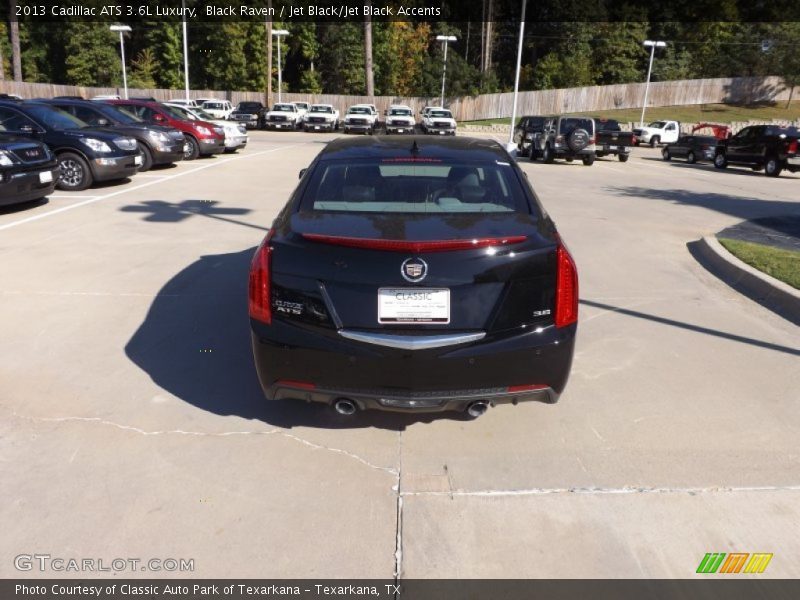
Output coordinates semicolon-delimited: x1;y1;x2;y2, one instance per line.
3;579;800;600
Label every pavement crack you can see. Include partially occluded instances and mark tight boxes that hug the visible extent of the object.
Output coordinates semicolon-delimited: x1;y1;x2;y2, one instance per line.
10;412;398;476
392;430;404;585
401;484;800;497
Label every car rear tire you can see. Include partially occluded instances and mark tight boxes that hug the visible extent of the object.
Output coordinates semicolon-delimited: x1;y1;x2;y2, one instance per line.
713;152;728;169
529;147;539;161
57;152;93;192
662;147;671;161
582;155;595;166
765;156;783;177
686;150;696;164
618;153;629;162
183;136;200;161
650;136;660;148
137;143;154;172
542;145;554;163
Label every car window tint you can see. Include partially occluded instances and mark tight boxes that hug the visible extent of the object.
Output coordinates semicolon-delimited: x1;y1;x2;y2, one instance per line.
72;105;105;126
559;118;593;134
302;159;532;215
0;107;35;131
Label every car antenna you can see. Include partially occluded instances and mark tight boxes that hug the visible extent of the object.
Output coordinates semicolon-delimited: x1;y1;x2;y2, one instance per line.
411;140;420;155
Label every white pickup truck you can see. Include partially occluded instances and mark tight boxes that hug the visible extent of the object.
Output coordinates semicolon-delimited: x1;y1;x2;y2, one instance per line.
384;105;416;134
421;107;457;136
304;104;340;132
633;120;680;147
265;103;303;130
343;104;377;134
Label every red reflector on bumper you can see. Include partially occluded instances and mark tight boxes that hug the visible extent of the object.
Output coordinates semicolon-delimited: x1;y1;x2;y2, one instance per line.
507;384;548;393
276;379;317;390
301;234;527;253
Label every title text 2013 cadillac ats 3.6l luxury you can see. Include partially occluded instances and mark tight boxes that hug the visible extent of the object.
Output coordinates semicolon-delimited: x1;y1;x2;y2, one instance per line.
249;137;578;418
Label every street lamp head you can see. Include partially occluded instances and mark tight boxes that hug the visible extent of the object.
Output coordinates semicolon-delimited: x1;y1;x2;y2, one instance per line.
109;25;132;33
436;35;457;42
272;30;290;37
643;40;666;48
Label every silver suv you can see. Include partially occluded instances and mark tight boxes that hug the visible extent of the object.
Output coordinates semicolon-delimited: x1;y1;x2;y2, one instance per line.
535;116;596;166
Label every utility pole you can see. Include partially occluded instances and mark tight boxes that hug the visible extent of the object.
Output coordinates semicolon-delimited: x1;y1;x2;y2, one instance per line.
364;1;374;97
265;1;273;107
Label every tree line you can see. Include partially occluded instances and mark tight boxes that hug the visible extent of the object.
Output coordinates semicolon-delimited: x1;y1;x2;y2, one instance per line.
1;15;798;106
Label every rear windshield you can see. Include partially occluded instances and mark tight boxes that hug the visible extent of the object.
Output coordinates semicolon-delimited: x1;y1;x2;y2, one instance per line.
595;119;620;131
559;118;593;134
301;159;531;214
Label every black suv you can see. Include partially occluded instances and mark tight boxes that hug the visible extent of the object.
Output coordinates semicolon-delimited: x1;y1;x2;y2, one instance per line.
40;99;185;171
230;101;266;130
0;135;60;207
0;100;140;191
535;116;597;166
714;125;800;177
512;116;545;158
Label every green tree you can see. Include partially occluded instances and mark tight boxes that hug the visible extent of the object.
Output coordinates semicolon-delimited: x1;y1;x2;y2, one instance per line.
128;48;157;89
591;22;648;85
141;22;184;89
63;24;118;86
318;23;364;94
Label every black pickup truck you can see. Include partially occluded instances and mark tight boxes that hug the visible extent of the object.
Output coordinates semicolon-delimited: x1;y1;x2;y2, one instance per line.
594;118;635;162
714;124;800;177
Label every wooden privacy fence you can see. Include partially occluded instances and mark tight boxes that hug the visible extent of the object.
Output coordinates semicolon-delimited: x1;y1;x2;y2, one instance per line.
0;76;793;122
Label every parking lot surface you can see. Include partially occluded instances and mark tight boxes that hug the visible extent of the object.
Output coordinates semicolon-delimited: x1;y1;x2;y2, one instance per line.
1;131;798;578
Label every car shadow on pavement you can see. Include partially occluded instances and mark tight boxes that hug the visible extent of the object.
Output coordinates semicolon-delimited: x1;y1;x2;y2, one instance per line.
0;197;49;215
125;246;472;431
608;186;800;223
639;157;800;179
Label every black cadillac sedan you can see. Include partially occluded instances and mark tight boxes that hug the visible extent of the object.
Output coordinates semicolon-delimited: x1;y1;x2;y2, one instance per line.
249;137;578;417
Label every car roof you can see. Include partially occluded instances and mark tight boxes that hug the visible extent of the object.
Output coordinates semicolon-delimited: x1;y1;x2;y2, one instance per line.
318;136;508;161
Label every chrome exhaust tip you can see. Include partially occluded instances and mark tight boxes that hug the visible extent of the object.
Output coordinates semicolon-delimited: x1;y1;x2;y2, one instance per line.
467;401;489;418
333;398;357;416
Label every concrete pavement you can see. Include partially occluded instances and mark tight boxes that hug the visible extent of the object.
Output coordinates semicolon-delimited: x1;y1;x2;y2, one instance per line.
1;132;798;579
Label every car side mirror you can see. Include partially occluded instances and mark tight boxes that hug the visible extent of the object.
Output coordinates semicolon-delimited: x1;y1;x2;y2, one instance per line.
299;168;307;180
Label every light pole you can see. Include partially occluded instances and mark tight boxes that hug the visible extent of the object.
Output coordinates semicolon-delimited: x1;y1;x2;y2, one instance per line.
182;0;190;99
272;29;289;103
640;40;666;127
507;0;527;152
109;25;131;99
436;35;457;107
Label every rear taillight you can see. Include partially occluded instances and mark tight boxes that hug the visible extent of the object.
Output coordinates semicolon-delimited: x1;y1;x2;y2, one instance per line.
788;140;798;154
248;230;274;324
632;135;638;145
507;384;548;393
555;240;579;328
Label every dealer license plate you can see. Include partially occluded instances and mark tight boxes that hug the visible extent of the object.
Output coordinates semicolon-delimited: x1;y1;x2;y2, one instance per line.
378;288;450;324
39;171;53;184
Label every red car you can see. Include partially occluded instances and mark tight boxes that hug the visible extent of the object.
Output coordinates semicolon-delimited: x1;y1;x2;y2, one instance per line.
104;100;225;160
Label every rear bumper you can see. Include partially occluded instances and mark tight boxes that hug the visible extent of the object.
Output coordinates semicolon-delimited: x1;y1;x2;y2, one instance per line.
597;144;630;154
785;155;800;172
251;319;576;413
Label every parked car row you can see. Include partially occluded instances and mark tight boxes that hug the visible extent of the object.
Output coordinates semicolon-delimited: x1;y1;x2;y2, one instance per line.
0;96;250;206
664;124;800;177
